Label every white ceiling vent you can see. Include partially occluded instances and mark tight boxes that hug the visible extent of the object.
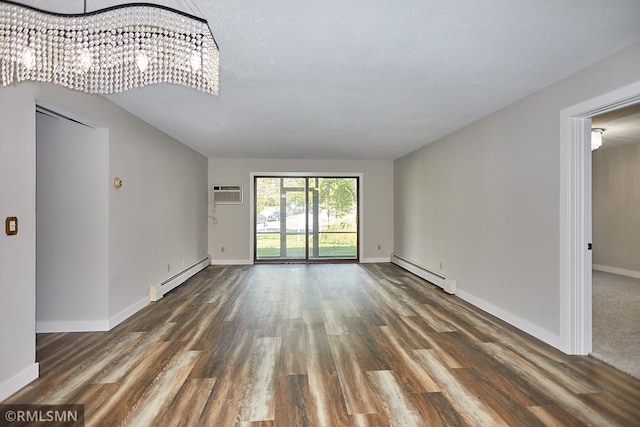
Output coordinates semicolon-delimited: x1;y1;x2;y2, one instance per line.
212;184;243;204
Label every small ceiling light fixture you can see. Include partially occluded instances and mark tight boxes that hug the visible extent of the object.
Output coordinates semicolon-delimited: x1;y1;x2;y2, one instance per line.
0;0;219;95
591;128;605;151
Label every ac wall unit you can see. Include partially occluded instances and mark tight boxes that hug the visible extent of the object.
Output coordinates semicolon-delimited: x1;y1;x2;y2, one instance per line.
212;184;243;204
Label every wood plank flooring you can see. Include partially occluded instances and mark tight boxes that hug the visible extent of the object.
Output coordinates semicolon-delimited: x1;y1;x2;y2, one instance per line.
4;263;640;426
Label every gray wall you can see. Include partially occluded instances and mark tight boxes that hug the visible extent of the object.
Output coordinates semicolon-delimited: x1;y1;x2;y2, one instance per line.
593;142;640;274
208;157;394;263
394;42;640;349
0;82;207;400
0;84;37;401
36;113;109;331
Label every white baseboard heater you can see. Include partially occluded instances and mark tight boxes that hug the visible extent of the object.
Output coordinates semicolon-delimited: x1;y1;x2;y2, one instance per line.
391;254;457;295
149;256;210;302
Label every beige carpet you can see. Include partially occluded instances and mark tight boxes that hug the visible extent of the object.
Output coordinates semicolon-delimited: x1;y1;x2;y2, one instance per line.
591;270;640;379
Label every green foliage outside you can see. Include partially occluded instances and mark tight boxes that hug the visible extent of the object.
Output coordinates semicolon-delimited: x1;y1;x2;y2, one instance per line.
317;178;356;225
257;233;357;258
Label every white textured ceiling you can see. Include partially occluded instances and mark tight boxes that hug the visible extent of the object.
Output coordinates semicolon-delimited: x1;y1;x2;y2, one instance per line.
18;1;640;159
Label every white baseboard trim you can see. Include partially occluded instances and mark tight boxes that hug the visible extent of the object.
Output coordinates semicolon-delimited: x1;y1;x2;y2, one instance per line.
361;257;391;263
36;298;148;332
457;289;562;349
0;363;39;402
36;258;210;333
149;256;210;302
210;259;252;265
391;254;457;294
36;319;109;333
593;264;640;280
109;296;149;330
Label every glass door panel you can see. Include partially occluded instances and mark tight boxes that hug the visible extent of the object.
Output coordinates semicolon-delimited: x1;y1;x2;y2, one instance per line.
308;177;358;260
255;177;281;259
283;178;306;259
256;177;306;260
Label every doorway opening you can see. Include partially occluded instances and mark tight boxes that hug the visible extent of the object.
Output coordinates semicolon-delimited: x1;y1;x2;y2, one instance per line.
254;176;359;263
590;104;640;378
35;105;109;333
560;80;640;355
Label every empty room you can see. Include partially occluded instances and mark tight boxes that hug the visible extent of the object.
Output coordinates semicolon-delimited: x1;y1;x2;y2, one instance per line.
1;1;640;426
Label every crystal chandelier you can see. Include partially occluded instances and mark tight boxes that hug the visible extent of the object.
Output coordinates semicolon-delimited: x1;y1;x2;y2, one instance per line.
0;0;219;94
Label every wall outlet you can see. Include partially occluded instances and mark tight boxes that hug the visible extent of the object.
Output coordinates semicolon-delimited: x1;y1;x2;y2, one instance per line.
377;244;381;251
439;262;443;270
221;246;225;253
167;264;171;272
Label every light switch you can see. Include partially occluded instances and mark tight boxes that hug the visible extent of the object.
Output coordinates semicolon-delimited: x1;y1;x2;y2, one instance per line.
5;216;18;236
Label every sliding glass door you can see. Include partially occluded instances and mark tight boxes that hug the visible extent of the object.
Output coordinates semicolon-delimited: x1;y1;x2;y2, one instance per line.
255;177;307;260
255;176;358;262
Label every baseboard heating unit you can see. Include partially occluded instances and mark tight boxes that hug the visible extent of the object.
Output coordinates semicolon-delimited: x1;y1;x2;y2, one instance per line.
391;254;457;295
149;256;210;301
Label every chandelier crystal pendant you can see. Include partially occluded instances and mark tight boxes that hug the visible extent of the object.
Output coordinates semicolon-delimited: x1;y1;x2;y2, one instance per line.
0;0;219;95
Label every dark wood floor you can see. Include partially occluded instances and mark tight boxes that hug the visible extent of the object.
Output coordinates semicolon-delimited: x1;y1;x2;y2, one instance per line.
4;263;640;426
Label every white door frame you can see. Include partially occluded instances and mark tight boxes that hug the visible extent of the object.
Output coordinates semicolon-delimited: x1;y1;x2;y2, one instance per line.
559;81;640;355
